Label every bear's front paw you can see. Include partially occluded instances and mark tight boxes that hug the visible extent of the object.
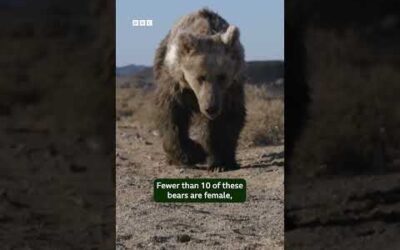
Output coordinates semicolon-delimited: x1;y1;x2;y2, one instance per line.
207;158;240;172
207;165;227;172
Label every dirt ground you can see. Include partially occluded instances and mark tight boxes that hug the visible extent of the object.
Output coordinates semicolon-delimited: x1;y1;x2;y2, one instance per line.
116;120;284;250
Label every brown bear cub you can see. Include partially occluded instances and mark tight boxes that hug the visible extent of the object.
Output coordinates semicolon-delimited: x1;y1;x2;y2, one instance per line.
154;8;246;172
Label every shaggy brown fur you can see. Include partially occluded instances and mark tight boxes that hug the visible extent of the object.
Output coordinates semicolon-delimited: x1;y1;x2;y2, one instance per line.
153;8;246;171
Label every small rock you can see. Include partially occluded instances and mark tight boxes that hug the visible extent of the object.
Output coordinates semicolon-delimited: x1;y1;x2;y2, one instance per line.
119;234;132;241
116;243;127;250
176;234;191;243
152;235;170;243
117;154;128;161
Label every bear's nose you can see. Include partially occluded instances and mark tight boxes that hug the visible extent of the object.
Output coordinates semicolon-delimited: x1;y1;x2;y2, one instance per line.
206;105;218;116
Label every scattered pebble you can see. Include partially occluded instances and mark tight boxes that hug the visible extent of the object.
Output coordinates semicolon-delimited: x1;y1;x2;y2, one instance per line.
152;235;170;243
116;243;127;250
176;234;191;243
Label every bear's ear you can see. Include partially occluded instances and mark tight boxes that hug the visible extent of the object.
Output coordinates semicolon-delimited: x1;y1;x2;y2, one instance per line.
177;32;198;55
221;25;240;46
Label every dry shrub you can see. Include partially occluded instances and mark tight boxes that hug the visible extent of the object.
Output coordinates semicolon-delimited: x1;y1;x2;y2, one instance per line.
240;84;284;147
293;29;400;176
116;84;155;127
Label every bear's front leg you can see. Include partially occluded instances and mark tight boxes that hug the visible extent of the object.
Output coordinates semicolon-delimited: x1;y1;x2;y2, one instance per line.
203;107;245;172
159;99;206;167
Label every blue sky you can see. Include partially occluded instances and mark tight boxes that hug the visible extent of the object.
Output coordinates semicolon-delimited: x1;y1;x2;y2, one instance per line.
116;0;284;66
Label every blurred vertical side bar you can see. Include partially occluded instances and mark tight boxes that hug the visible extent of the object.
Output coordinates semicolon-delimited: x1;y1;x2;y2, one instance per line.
0;0;115;248
285;0;400;249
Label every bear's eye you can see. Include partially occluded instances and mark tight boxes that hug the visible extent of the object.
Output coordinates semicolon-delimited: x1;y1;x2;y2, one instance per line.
197;75;206;82
217;74;226;82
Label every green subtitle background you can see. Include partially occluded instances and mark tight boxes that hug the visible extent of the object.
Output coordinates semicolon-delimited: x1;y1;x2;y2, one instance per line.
154;178;246;203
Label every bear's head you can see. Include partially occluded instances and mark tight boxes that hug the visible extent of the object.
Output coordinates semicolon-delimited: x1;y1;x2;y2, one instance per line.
166;25;244;120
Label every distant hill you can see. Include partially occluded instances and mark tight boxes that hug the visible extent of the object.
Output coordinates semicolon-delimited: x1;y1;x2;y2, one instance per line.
116;64;148;77
116;66;154;89
116;60;283;87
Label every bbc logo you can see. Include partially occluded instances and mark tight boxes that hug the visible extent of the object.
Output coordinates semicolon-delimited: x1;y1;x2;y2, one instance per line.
132;19;153;27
